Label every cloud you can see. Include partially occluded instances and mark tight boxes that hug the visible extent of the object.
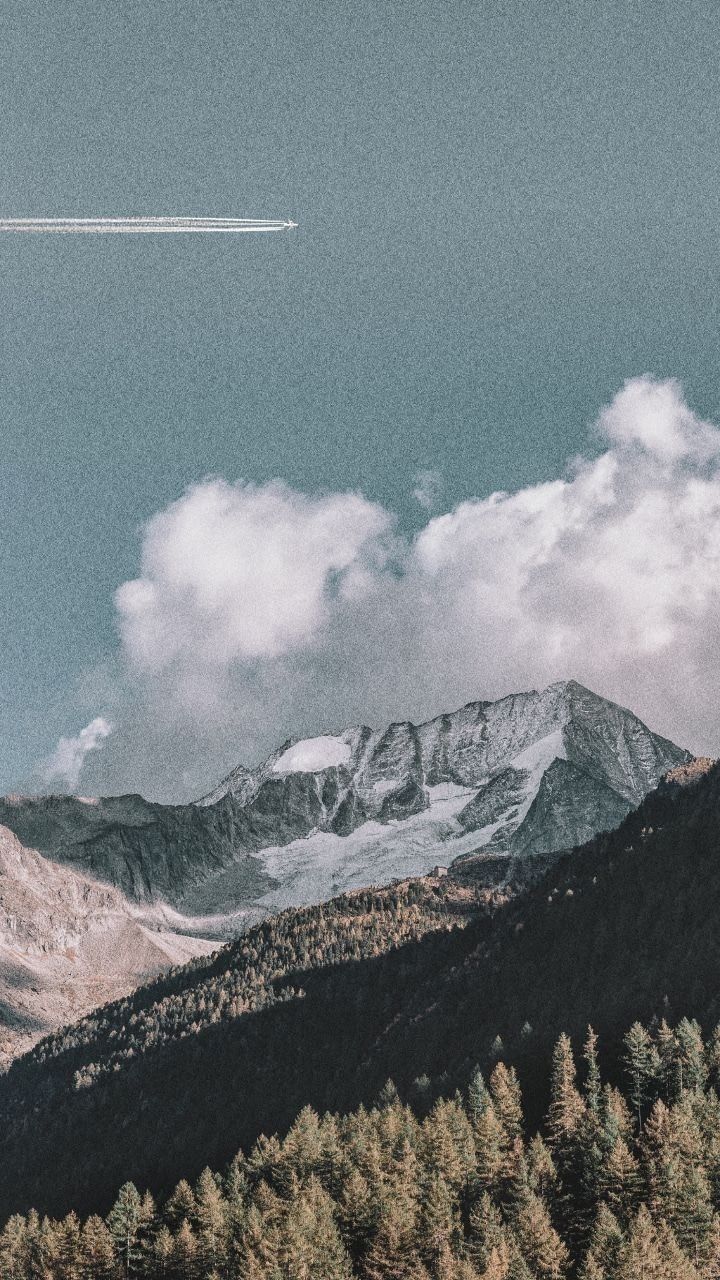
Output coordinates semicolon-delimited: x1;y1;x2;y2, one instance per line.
115;479;393;674
412;469;443;512
42;717;113;792
75;376;720;800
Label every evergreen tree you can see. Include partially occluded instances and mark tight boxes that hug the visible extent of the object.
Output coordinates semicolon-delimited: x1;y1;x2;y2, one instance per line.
79;1215;115;1280
466;1194;506;1273
467;1069;490;1130
171;1219;198;1280
578;1204;624;1280
656;1020;680;1105
615;1205;699;1279
336;1166;378;1263
107;1182;143;1279
547;1035;585;1148
601;1137;640;1228
526;1135;557;1201
150;1225;173;1279
623;1022;659;1133
362;1192;420;1280
489;1065;524;1143
474;1100;506;1194
416;1173;459;1272
164;1181;196;1233
583;1027;602;1115
514;1191;568;1280
0;1214;28;1280
676;1018;709;1095
193;1167;228;1275
280;1177;352;1280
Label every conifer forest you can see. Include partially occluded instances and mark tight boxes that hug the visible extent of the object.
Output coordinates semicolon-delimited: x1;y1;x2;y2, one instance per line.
3;1018;720;1279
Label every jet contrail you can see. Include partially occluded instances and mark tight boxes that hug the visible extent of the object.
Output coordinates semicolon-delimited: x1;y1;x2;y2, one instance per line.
0;217;298;234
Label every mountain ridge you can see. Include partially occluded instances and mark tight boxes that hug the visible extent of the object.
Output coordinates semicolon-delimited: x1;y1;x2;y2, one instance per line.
0;755;717;1220
0;681;690;1060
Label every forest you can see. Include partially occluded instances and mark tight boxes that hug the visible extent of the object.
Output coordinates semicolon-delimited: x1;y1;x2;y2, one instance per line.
2;1017;720;1278
2;763;719;1223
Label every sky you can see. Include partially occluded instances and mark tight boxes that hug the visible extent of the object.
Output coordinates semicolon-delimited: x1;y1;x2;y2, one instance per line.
2;0;720;800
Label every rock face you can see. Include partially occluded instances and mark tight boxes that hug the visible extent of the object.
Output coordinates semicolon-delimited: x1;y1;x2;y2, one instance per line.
1;682;688;912
0;680;692;1059
0;825;216;1062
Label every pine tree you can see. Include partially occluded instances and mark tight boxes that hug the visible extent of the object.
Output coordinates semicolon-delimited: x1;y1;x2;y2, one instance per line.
280;1177;352;1280
547;1035;585;1148
194;1166;228;1275
106;1182;143;1279
615;1205;699;1280
55;1211;83;1280
362;1192;420;1280
467;1068;491;1129
527;1135;557;1201
601;1137;640;1228
706;1026;720;1091
490;1065;524;1143
676;1018;708;1095
171;1219;198;1280
656;1019;680;1104
164;1180;196;1233
79;1215;115;1280
416;1173;459;1272
466;1194;506;1273
477;1236;512;1280
151;1225;173;1279
514;1191;568;1280
578;1204;624;1280
474;1100;506;1194
0;1213;28;1280
623;1022;659;1134
336;1166;378;1263
502;1139;531;1223
583;1027;602;1114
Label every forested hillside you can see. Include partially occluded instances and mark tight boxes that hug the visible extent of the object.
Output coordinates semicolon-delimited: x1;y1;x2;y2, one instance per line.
2;1018;720;1279
1;762;719;1225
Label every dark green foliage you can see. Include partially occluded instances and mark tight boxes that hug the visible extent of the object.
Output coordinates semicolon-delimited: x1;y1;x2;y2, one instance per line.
5;1020;720;1277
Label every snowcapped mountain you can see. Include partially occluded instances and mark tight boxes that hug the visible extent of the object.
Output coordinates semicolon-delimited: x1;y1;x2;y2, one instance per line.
0;681;690;1057
1;681;688;914
185;679;689;909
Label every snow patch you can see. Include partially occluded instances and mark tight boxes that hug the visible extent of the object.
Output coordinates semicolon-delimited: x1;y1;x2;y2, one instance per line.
511;730;566;775
272;736;351;774
426;782;477;803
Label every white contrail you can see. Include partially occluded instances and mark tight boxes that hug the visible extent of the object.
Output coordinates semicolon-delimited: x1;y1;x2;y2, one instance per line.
0;217;298;234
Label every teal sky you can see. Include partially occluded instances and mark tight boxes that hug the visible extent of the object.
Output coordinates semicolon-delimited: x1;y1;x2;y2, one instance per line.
2;0;720;792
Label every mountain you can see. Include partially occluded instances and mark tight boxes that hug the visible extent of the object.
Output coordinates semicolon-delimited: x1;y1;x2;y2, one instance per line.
0;682;688;1061
0;756;716;1221
0;825;216;1062
0;682;688;916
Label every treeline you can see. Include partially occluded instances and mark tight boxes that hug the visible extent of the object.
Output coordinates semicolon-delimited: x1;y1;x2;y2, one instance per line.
16;878;478;1090
3;1018;720;1278
4;764;720;1223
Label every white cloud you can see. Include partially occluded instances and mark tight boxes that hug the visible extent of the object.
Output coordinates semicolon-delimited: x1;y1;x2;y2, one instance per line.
75;377;720;800
43;717;113;792
412;469;443;512
115;479;393;673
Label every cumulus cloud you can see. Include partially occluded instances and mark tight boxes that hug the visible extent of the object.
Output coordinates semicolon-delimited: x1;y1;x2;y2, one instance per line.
115;479;394;673
42;717;113;792
76;376;720;800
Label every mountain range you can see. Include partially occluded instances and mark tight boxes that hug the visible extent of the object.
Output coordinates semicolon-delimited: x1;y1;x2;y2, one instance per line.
0;680;689;1057
0;752;716;1222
